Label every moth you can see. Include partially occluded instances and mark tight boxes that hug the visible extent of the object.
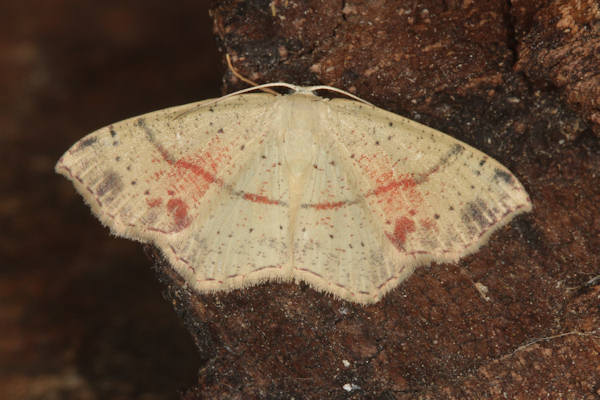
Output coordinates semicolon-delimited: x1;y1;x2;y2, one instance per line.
56;83;531;303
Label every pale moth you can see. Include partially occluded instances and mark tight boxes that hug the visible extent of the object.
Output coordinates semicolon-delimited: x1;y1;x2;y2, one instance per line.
56;82;532;304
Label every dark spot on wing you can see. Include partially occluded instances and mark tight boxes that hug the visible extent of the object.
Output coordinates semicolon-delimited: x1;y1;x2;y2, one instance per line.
110;127;117;137
493;168;514;184
446;144;465;160
461;199;491;230
77;137;97;150
96;171;123;198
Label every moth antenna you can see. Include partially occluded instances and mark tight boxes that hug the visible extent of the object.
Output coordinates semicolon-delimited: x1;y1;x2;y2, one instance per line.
172;82;300;120
226;54;371;106
226;54;279;96
307;85;374;106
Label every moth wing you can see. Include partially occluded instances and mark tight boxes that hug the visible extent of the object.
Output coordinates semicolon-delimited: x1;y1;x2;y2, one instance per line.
56;93;293;290
326;98;532;265
166;121;293;291
291;133;403;303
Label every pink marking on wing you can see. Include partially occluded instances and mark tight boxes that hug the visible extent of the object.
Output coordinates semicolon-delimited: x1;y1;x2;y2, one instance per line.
175;159;217;183
243;193;279;205
153;154;226;206
419;217;437;232
149;136;226;202
312;201;346;210
295;267;324;279
146;198;162;208
154;143;174;165
367;174;423;219
166;198;191;231
424;165;440;179
372;177;416;196
386;216;416;250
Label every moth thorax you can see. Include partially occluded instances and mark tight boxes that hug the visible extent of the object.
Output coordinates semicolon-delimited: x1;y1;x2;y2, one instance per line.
279;95;322;177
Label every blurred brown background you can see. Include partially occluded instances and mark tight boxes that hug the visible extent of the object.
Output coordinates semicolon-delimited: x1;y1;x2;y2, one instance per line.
2;1;220;398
